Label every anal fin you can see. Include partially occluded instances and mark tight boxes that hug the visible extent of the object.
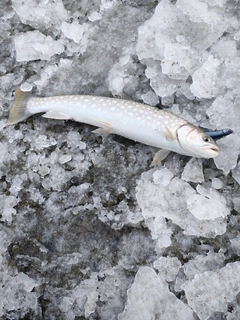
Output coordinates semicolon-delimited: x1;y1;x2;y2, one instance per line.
150;149;170;167
42;110;70;120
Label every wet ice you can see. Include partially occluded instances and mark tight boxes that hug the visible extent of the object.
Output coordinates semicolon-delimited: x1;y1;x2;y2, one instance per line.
1;0;240;319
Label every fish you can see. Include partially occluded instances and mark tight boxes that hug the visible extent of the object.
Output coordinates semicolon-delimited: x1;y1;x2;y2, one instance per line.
205;128;233;140
5;88;219;165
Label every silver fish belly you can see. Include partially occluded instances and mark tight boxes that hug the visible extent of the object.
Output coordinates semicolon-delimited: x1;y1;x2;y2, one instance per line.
5;88;219;164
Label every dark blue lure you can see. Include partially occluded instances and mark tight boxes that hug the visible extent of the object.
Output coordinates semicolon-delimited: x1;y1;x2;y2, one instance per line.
205;128;233;140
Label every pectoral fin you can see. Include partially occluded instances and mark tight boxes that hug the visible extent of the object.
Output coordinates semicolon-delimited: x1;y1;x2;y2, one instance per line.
42;111;70;120
92;119;112;135
92;127;111;134
150;149;170;167
164;126;175;140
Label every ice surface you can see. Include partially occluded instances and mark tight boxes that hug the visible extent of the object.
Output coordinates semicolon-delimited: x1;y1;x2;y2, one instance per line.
119;267;194;320
207;90;240;174
61;21;89;44
137;0;239;103
1;0;240;318
136;168;229;237
181;157;204;183
153;256;182;282
12;0;68;29
182;262;240;320
0;272;40;317
14;31;64;62
187;184;229;220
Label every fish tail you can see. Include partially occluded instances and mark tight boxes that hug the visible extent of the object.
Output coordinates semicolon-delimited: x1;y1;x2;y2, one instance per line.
5;88;33;125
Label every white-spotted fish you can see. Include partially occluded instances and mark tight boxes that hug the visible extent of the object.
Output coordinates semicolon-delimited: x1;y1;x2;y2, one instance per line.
6;88;219;165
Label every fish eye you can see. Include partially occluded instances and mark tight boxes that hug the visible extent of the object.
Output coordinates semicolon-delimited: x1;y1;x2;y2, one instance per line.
203;135;212;143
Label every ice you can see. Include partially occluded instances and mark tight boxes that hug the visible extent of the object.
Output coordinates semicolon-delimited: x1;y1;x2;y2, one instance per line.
207;91;240;174
181;158;204;183
136;0;238;102
58;154;72;164
20;82;33;92
14;31;64;62
190;55;221;98
0;195;18;223
152;167;174;186
0;272;40;317
107;51;139;97
153;257;182;282
141;91;159;106
182;262;240;320
183;252;225;281
211;177;224;189
88;11;102;22
12;0;67;29
61;21;89;44
1;0;240;318
136;168;229;237
187;184;229;220
118;267;194;320
9;174;27;196
59;275;98;318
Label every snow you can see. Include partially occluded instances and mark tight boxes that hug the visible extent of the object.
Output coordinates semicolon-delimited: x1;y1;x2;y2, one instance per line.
1;0;240;318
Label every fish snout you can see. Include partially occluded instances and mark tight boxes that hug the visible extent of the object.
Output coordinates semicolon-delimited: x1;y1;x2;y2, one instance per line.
200;143;219;157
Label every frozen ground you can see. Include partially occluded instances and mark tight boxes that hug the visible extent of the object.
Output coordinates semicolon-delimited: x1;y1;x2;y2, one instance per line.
1;0;240;319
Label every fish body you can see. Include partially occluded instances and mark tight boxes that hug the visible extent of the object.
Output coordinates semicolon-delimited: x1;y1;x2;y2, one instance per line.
6;88;219;164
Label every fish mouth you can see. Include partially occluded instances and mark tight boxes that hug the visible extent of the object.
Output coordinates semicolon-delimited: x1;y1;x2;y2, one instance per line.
201;145;219;151
200;145;219;155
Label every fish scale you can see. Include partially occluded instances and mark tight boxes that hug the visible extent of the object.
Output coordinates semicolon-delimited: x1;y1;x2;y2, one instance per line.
6;88;219;165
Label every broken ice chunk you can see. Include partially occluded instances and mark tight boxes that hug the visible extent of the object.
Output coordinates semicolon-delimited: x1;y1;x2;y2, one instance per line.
14;31;64;62
141;91;159;106
12;0;67;29
88;11;102;22
211;177;223;189
118;267;194;320
182;262;240;320
190;55;221;99
61;22;89;44
153;257;181;282
153;168;173;186
187;185;230;220
136;169;229;237
181;158;204;183
0;195;19;223
59;154;72;164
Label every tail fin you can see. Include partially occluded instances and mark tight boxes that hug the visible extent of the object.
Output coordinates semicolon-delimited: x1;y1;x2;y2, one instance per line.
5;88;33;125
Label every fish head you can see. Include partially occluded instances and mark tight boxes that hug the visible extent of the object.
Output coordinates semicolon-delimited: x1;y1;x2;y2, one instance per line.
177;124;219;158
